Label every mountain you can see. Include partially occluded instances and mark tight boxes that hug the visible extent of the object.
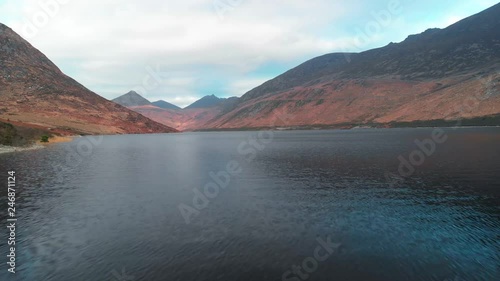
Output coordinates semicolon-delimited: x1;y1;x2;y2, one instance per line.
112;91;152;107
126;95;239;131
185;95;227;109
152;100;181;110
204;3;500;129
0;23;177;135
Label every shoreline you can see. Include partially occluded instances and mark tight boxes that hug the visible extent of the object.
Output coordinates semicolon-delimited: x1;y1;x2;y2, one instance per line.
1;125;499;154
0;144;45;154
0;135;76;155
41;135;76;144
192;124;500;133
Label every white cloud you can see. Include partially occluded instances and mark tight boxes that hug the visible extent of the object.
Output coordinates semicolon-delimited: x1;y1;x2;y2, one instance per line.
0;0;497;107
169;96;199;108
1;0;350;105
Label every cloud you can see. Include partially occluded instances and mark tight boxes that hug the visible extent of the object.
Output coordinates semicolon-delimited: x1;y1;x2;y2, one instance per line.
170;96;200;108
0;0;497;107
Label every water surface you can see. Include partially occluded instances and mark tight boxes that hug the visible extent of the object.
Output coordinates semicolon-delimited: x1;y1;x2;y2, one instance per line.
0;128;499;281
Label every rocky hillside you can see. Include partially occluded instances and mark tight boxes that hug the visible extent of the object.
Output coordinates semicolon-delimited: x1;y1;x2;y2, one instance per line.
205;3;500;129
0;23;177;135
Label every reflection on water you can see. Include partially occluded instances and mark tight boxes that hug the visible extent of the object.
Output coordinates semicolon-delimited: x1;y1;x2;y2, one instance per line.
0;128;499;281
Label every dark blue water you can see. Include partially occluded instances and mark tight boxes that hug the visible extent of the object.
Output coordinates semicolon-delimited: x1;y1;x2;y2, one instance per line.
0;128;499;281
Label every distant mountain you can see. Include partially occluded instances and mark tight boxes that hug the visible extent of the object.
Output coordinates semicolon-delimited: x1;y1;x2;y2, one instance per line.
152;100;181;110
0;23;177;135
185;95;227;109
112;91;152;107
127;95;239;131
109;4;500;132
204;3;500;129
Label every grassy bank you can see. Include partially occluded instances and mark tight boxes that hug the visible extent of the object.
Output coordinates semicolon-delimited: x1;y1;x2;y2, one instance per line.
0;120;55;147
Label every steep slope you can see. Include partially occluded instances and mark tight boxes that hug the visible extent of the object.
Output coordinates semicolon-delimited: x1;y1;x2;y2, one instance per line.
112;91;152;107
0;23;177;135
206;3;500;129
152;100;181;110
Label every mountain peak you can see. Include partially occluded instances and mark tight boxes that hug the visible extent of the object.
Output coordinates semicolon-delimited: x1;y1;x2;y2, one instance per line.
113;91;151;107
185;95;224;109
0;24;176;134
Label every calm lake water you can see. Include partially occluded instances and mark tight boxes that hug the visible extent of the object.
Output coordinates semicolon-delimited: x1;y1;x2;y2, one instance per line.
0;128;499;281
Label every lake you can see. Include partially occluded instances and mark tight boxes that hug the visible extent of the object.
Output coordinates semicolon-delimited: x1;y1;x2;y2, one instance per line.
0;128;499;281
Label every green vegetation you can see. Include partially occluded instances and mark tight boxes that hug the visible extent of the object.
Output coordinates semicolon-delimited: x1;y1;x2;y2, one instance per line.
0;121;54;147
0;122;17;145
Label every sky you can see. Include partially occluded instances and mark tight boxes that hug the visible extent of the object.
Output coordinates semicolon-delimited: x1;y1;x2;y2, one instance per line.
0;0;498;107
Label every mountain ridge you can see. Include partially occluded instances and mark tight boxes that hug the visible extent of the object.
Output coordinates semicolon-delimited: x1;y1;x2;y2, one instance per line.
152;100;181;110
116;92;239;131
0;23;177;135
185;94;230;109
201;3;500;129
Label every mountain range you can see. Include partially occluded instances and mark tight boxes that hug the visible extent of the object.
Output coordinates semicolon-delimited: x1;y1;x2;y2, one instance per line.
1;3;500;137
202;3;500;129
152;100;181;110
112;92;237;131
112;91;181;110
115;3;500;131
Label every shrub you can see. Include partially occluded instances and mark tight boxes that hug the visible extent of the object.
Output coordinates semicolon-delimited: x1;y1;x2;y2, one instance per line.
40;135;50;143
0;122;17;146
